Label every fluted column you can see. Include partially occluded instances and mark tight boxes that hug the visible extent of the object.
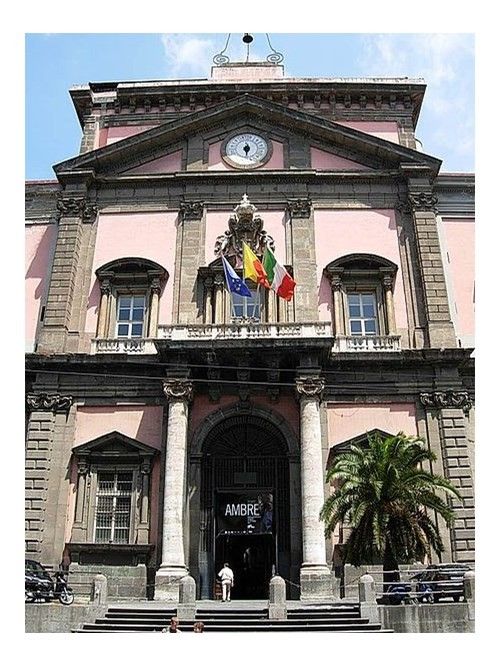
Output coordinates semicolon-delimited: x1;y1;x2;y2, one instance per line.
296;376;333;600
155;378;193;601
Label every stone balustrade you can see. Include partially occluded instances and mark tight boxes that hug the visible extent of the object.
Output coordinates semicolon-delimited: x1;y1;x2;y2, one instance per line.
91;338;157;354
333;334;401;353
157;321;333;341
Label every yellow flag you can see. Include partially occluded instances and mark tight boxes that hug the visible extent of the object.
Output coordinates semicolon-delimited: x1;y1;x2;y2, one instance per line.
242;241;270;287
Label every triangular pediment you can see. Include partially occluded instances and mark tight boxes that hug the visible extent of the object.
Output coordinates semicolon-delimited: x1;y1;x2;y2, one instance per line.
326;428;394;469
54;94;441;180
72;430;158;460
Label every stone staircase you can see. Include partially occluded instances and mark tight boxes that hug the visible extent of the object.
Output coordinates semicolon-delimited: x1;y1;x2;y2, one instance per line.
74;602;390;632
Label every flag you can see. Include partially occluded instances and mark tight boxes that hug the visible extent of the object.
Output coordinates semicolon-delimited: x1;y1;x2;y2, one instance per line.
262;247;296;301
221;255;252;297
242;241;270;288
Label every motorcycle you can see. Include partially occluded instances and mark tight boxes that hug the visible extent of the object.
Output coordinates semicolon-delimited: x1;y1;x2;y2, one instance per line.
385;582;415;605
25;560;74;605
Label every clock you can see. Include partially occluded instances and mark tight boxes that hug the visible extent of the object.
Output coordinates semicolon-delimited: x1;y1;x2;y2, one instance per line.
222;132;272;169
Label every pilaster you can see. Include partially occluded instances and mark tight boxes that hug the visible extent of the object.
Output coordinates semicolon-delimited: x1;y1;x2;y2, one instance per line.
419;391;475;563
287;199;317;322
174;202;205;324
402;175;457;348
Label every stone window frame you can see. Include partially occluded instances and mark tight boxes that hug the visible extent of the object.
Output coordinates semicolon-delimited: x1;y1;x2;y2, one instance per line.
198;259;294;325
70;431;157;547
95;257;168;339
324;254;398;337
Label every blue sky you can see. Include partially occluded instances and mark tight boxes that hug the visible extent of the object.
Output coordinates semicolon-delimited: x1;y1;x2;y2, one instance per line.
25;33;474;179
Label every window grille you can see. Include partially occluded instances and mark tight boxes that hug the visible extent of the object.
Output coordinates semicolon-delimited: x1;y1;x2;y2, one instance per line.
94;472;133;543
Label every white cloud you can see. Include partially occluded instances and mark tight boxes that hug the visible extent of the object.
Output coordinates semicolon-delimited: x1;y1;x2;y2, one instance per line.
357;34;474;171
161;34;216;77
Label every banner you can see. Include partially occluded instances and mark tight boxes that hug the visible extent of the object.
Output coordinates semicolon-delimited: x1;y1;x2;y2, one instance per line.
216;491;274;536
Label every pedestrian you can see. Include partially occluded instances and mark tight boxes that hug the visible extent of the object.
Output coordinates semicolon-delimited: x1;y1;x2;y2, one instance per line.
218;562;234;602
193;621;205;633
168;616;181;633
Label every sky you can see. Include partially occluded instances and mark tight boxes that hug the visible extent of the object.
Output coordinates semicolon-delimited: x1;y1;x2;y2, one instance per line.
25;33;475;179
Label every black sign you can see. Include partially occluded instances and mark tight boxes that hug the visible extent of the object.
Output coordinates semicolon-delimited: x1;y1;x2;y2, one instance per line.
216;492;274;536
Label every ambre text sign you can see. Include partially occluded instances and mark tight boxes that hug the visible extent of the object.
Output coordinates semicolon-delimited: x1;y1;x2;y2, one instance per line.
217;492;274;536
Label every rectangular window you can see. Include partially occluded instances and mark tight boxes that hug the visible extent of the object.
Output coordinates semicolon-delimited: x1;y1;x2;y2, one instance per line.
94;472;133;543
231;287;261;321
347;293;378;336
116;294;146;338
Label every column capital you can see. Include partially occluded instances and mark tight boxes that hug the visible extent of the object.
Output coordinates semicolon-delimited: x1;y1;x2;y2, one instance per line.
286;198;312;218
419;390;473;414
180;201;204;221
295;376;325;400
408;191;439;213
150;277;162;295
26;393;73;413
99;278;112;296
163;378;194;403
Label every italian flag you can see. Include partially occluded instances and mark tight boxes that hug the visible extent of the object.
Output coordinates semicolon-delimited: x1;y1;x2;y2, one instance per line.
242;241;270;288
262;247;296;301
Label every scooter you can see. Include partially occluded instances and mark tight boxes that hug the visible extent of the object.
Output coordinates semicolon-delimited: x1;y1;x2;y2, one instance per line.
25;570;75;605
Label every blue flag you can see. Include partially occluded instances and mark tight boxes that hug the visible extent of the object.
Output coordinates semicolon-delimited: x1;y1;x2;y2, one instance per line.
221;255;252;297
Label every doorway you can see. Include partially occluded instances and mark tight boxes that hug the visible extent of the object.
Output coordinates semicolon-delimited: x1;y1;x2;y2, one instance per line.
215;533;275;599
196;412;293;599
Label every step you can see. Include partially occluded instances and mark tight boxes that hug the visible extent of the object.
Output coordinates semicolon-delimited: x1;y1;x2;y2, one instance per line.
76;621;385;633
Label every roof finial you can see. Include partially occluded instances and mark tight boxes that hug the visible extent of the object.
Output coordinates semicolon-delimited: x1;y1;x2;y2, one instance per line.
212;33;284;66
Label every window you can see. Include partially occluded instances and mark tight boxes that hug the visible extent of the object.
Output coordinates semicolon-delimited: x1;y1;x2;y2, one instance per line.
116;294;146;338
347;293;378;336
94;471;133;543
231;287;261;321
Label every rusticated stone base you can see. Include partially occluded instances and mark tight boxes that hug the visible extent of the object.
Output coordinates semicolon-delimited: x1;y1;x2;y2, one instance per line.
154;567;188;601
300;565;334;601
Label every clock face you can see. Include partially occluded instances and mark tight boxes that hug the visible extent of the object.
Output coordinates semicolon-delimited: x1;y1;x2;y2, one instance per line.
222;133;271;168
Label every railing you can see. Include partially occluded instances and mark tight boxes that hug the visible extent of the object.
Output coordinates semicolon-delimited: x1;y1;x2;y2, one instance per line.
157;321;333;341
91;338;157;355
333;335;401;353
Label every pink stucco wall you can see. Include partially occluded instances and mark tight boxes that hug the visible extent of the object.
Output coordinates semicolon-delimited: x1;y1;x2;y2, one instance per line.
85;212;178;334
98;125;157;148
337;121;400;144
314;209;408;330
208;140;284;170
311;147;372;171
124;150;182;175
205;210;287;266
327;402;417;445
74;406;164;448
25;223;57;350
441;217;475;338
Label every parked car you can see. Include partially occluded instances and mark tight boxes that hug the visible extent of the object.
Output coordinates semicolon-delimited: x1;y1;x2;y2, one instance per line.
413;564;471;603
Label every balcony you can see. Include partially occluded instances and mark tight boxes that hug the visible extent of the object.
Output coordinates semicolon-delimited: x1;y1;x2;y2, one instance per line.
90;326;401;355
157;321;333;341
333;334;401;353
91;338;157;355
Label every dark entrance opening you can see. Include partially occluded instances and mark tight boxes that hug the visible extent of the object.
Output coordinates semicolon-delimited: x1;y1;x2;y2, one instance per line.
215;533;275;599
197;413;291;599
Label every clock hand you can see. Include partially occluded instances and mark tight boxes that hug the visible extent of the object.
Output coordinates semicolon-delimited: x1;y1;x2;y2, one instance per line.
243;143;250;156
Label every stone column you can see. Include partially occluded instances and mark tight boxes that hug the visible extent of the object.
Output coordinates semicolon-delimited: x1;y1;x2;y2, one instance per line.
381;272;397;335
328;272;344;336
214;274;225;324
147;278;161;337
296;376;333;600
96;279;111;338
155;378;193;601
203;277;214;324
137;460;151;544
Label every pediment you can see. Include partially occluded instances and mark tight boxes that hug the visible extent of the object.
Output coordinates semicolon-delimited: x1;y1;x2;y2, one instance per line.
72;430;158;460
54;94;441;180
326;428;394;468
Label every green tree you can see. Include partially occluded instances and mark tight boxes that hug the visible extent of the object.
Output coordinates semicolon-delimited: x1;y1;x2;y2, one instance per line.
320;431;461;588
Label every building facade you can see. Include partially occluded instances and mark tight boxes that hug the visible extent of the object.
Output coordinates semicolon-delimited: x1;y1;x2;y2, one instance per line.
25;58;475;602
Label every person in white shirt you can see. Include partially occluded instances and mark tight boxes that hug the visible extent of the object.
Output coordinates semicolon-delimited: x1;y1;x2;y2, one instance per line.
218;563;234;602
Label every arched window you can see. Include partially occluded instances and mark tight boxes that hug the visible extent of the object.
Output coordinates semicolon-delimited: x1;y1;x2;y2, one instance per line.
95;258;168;340
324;254;399;351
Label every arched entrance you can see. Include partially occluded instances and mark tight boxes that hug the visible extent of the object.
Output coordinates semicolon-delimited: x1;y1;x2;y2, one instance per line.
196;411;293;599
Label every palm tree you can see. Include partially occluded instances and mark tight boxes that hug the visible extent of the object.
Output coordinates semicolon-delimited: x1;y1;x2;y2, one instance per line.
320;431;461;590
